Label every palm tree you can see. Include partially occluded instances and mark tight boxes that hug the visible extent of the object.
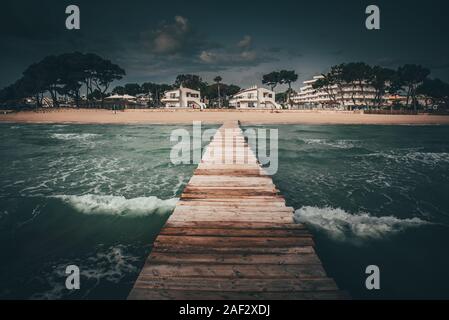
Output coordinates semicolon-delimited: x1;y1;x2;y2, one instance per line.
214;76;222;108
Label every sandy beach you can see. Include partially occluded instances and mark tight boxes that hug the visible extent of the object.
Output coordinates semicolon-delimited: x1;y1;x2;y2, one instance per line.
1;108;449;125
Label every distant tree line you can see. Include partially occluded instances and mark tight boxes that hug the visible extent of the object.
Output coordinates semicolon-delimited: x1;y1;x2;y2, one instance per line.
112;74;241;108
0;52;125;108
112;83;173;107
312;62;449;110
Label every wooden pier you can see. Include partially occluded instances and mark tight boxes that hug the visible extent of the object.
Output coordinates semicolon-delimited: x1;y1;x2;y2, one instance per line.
128;121;346;300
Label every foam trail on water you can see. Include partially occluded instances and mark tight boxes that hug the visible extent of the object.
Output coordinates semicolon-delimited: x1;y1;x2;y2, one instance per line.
294;206;430;242
301;138;356;149
51;133;100;141
31;244;140;300
54;194;178;216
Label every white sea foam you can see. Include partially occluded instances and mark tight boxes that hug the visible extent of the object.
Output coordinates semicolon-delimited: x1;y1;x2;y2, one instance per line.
31;244;140;300
51;133;100;141
404;152;449;165
54;194;178;216
363;151;449;165
301;138;355;149
294;206;429;242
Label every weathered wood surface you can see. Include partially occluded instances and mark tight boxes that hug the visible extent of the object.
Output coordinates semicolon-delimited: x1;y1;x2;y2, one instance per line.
129;121;346;300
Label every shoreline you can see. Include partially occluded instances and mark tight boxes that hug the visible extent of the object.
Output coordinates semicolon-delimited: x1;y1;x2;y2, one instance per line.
1;108;449;125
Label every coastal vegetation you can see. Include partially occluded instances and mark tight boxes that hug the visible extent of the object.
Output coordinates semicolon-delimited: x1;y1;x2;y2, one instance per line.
262;70;299;105
311;62;448;111
112;83;173;107
0;52;125;109
0;52;448;111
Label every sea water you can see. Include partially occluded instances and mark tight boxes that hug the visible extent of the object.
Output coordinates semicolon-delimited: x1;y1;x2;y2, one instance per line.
1;123;449;299
254;124;449;299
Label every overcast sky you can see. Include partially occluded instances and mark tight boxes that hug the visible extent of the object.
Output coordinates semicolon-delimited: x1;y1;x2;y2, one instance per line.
1;0;448;91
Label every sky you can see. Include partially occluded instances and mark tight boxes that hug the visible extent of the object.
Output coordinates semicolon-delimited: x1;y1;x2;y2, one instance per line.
1;0;448;92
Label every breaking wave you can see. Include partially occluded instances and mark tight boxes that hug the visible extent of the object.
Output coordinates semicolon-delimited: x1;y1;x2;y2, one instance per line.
294;206;430;243
54;194;178;216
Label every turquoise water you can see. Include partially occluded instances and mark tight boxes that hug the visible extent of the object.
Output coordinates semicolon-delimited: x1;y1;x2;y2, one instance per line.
1;123;449;299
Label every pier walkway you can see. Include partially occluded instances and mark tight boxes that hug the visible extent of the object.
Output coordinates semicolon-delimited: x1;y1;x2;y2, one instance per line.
128;121;346;300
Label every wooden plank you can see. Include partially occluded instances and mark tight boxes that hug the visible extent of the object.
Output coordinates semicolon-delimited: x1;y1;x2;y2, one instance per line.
194;170;262;176
179;197;286;202
172;209;294;216
169;216;294;222
170;210;293;216
168;215;294;223
175;205;293;212
154;235;314;248
164;221;306;229
184;186;279;192
152;245;313;255
177;201;287;207
182;190;278;197
167;217;294;224
140;263;327;279
148;252;321;265
189;176;273;183
159;227;311;237
134;277;338;292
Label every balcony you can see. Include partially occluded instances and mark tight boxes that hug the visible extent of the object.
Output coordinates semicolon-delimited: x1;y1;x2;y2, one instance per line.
161;97;179;102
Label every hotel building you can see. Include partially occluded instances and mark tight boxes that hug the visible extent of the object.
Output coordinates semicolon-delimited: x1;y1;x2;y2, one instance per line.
161;86;206;109
291;75;377;109
229;86;282;109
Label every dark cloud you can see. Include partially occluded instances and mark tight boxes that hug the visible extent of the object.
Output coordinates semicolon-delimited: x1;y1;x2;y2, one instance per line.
131;23;278;76
237;36;252;49
141;16;214;56
198;35;277;67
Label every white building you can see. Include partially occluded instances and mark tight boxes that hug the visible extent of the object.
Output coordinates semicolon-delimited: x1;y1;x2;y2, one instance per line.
229;86;281;109
136;93;152;106
161;86;206;109
291;75;377;109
